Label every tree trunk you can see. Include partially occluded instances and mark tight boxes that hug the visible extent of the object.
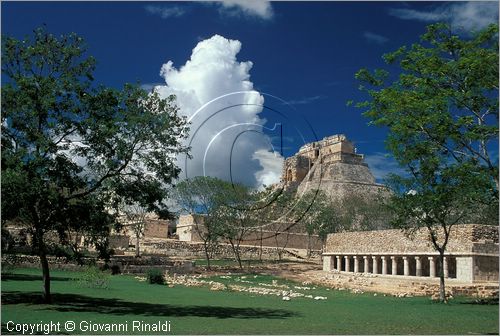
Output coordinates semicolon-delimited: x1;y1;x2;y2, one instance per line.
39;249;52;304
203;241;211;270
274;235;282;261
229;240;242;269
34;227;51;304
235;243;243;269
307;234;312;259
438;252;446;302
135;233;140;258
259;228;263;262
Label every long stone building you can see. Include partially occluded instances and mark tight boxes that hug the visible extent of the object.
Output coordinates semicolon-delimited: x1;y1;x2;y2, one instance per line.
322;224;499;283
177;214;322;250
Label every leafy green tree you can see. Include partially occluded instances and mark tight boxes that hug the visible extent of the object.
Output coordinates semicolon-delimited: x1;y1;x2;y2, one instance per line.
294;190;339;257
336;192;393;232
355;23;498;189
1;28;189;303
354;23;498;302
216;183;261;269
120;202;148;258
252;188;296;261
172;176;233;269
386;162;495;302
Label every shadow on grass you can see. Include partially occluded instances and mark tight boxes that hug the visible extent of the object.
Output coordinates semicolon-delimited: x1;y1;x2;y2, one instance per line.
1;274;74;282
460;297;499;305
2;291;298;319
1;324;68;336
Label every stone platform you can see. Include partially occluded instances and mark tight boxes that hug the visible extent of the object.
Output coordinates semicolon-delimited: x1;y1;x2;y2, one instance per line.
304;269;498;298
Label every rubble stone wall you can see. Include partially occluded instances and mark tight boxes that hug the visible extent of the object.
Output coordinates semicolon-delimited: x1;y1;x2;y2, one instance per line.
325;224;499;254
109;234;129;249
177;214;322;250
141;238;321;260
474;256;499;282
144;219;169;238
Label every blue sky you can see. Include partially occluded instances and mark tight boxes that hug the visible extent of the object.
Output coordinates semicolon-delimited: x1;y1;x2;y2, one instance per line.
2;1;498;187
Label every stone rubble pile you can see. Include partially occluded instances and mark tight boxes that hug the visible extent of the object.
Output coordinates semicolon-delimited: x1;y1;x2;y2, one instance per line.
161;273;328;301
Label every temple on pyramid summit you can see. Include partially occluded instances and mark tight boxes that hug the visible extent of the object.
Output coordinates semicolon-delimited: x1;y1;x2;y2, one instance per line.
281;134;387;200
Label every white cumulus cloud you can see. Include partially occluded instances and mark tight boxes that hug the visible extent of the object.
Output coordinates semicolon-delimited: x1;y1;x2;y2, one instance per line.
253;149;284;188
154;35;283;188
212;0;274;19
389;2;499;32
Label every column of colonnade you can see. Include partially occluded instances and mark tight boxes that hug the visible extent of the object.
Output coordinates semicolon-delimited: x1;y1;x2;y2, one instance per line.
325;254;452;279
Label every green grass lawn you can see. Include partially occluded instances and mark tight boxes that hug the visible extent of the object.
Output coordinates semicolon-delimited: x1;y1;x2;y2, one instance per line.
1;267;498;335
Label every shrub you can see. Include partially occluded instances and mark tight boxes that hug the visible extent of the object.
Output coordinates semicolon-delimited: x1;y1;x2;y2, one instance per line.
147;268;165;285
77;265;110;289
1;262;14;276
110;264;121;275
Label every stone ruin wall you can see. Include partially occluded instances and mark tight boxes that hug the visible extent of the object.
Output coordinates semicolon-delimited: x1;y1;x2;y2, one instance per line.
283;134;360;184
297;180;388;205
143;218;170;238
282;155;310;183
139;239;321;261
109;234;130;249
177;214;322;250
325;224;499;255
324;224;498;284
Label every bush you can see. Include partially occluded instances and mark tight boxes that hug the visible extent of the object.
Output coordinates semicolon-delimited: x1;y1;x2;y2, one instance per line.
77;265;110;289
110;264;121;275
1;263;14;276
1;228;14;252
146;268;165;285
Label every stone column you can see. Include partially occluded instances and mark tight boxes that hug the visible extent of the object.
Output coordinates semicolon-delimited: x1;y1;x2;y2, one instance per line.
381;256;387;275
353;256;359;273
372;256;378;274
415;256;422;276
363;256;369;273
444;256;449;278
344;256;351;272
323;256;332;271
428;256;436;277
336;256;342;271
403;256;410;276
391;256;398;275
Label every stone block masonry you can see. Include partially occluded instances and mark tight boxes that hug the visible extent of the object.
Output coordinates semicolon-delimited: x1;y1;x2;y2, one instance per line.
140;238;321;261
177;214;323;250
323;224;499;284
306;270;498;298
281;134;390;202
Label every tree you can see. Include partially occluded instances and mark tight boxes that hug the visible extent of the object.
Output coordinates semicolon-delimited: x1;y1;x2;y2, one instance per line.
1;28;189;303
354;23;498;302
120;202;148;258
253;188;295;261
172;176;232;269
336;192;393;232
294;190;339;257
355;23;498;189
217;184;258;269
386;162;495;302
